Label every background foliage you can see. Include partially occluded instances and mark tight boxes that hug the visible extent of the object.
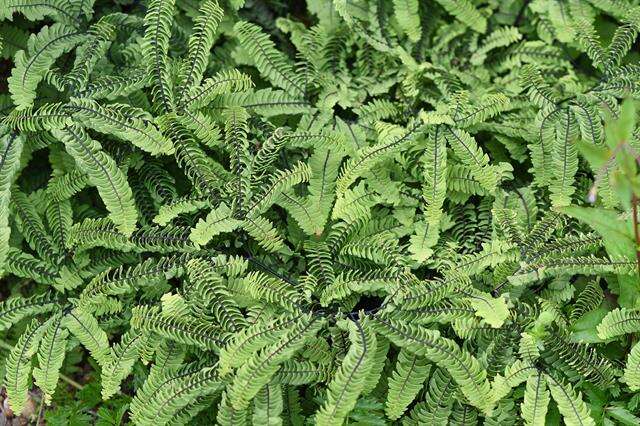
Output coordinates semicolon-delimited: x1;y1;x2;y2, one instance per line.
1;0;640;424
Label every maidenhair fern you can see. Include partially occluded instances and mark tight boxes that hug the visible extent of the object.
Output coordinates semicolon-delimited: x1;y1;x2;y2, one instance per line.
1;0;640;425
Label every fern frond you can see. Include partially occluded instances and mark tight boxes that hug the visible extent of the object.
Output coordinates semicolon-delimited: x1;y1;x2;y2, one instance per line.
315;318;377;425
247;162;312;216
186;258;247;333
3;248;59;284
339;233;402;267
492;359;536;401
174;111;221;152
189;203;241;246
159;114;228;202
434;0;487;33
467;291;509;328
52;125;137;235
391;273;470;310
47;168;88;201
471;27;522;65
81;69;151;100
362;335;390;394
570;280;603;322
405;368;455;425
385;348;431;420
0;292;59;331
422;126;447;224
131;305;228;350
320;268;401;306
279;191;317;236
225;106;252;217
572;18;606;71
4;102;69;132
241;271;304;312
337;121;426;193
597;308;640;339
393;0;421;42
217;391;251;426
305;147;344;235
571;98;604;146
519;65;558;111
332;182;380;223
129;361;203;424
240;88;311;116
355;99;400;124
234;21;305;97
176;0;224;106
133;365;222;426
142;0;176;112
549;109;579;207
444;127;501;192
542;333;618;387
8;23;83;109
253;383;283;426
455;93;512;127
371;316;493;415
32;313;68;405
44;196;72;252
68;98;174;155
101;329;151;400
12;190;59;262
251;127;287;181
63;307;112;366
0;0;81;24
521;372;549;426
66;217;130;250
243;215;286;253
228;315;321;410
154;196;207;226
5;319;46;414
181;69;253;111
218;314;296;376
65;19;115;90
0;132;24;271
604;13;640;69
273;359;330;385
624;340;640;391
546;375;595;426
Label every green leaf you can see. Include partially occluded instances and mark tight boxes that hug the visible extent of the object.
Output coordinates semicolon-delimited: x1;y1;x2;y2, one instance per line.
468;292;510;328
607;405;640;425
570;306;610;343
561;205;639;306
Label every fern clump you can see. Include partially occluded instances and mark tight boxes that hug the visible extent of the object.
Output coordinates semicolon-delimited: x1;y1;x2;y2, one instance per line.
1;0;640;424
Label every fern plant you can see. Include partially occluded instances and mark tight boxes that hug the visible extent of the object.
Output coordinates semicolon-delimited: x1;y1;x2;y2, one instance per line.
2;0;640;425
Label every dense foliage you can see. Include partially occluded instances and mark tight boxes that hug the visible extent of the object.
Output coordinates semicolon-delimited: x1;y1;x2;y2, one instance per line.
1;0;640;424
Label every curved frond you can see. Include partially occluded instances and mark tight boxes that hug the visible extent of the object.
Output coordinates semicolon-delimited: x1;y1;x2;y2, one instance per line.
521;372;550;426
546;375;595;426
32;313;68;405
234;21;305;97
8;24;83;109
142;0;176;112
315;318;377;426
5;319;46;413
62;307;112;366
385;348;431;420
52;125;137;235
227;315;322;410
0;132;24;271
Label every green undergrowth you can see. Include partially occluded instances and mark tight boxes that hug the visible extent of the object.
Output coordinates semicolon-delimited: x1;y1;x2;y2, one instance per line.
1;0;640;425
